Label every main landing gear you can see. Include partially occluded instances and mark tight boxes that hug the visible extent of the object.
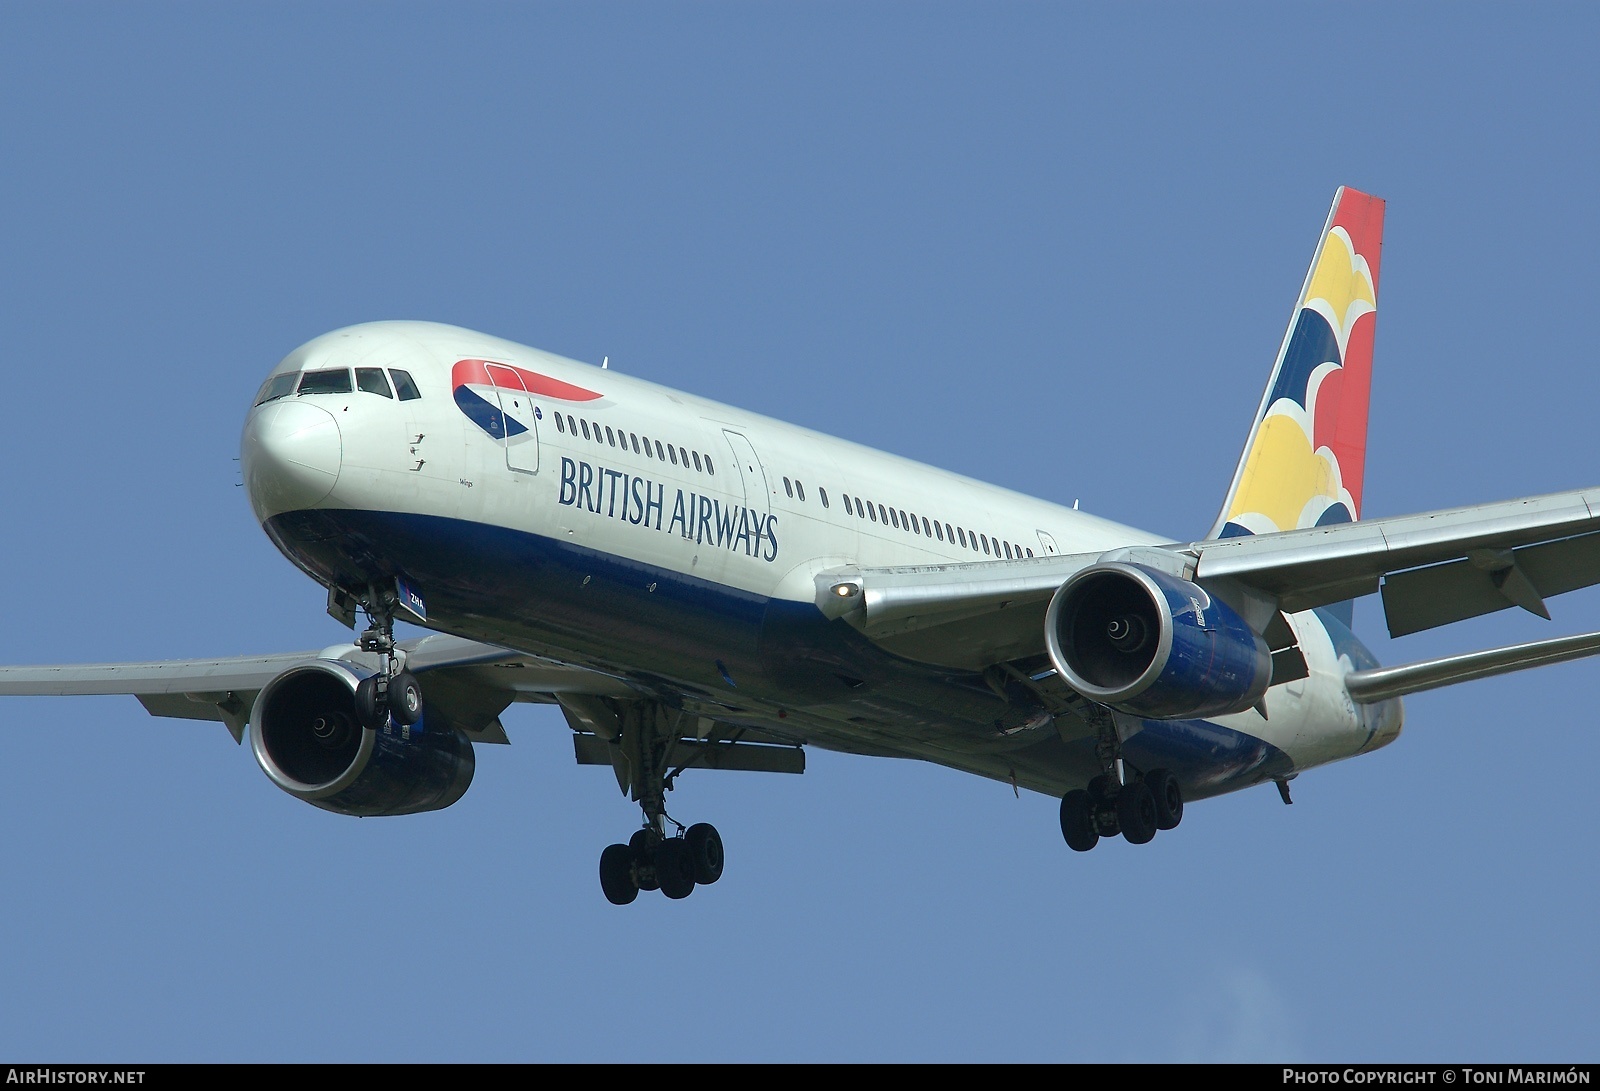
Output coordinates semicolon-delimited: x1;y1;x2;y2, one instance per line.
597;702;725;905
352;589;423;731
1059;708;1183;852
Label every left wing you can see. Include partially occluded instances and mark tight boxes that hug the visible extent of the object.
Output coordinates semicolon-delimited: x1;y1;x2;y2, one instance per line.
814;486;1600;687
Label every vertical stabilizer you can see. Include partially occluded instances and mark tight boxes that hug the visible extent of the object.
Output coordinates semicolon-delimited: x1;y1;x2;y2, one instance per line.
1209;187;1385;541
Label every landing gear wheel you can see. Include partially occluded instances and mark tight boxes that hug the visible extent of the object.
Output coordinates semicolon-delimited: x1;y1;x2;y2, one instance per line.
1059;790;1099;852
353;675;388;729
685;823;724;884
1117;779;1159;844
654;839;696;900
599;844;639;905
629;829;661;891
1087;774;1121;837
388;671;423;726
1147;767;1183;830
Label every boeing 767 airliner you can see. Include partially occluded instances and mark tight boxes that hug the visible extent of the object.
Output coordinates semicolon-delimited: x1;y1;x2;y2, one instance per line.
6;187;1599;904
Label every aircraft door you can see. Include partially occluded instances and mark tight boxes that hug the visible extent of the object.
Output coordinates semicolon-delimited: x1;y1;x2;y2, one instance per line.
487;364;539;474
722;429;770;519
1037;530;1059;555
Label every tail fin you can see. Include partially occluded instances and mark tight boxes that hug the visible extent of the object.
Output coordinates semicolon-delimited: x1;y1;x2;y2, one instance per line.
1209;187;1386;541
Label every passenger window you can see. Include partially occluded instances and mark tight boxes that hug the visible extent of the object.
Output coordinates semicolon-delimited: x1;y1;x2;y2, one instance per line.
298;368;352;395
921;516;931;537
783;477;794;498
1026;547;1034;558
655;440;666;461
890;509;901;529
355;368;393;398
254;373;298;406
957;527;967;547
818;487;828;508
693;451;702;472
630;433;640;454
1004;541;1013;559
641;436;653;458
605;426;616;446
678;446;690;467
567;414;578;435
796;481;805;502
933;521;943;542
908;512;919;535
868;502;878;523
390;370;422;401
669;446;679;465
876;503;887;524
706;456;714;475
593;422;604;444
982;535;991;555
581;419;591;440
945;523;955;542
555;414;566;434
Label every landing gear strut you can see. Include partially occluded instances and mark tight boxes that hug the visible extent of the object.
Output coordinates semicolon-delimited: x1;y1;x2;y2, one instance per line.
597;702;724;905
351;586;422;730
1058;706;1182;852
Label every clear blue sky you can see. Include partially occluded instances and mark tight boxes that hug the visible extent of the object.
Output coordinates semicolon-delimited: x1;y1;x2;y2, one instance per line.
1;2;1595;1062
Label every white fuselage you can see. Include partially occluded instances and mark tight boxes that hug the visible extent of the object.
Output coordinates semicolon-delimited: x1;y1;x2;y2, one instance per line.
241;321;1401;798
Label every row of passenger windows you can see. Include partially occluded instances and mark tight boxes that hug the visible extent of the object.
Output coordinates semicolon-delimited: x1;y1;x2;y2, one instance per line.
255;367;422;405
779;475;1034;559
553;413;714;476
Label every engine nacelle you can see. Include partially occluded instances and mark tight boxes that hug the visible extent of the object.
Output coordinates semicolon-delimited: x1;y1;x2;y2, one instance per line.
1044;562;1271;720
250;660;474;817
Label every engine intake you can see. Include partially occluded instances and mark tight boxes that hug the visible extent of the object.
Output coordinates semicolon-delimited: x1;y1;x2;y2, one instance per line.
1045;562;1271;720
251;660;474;817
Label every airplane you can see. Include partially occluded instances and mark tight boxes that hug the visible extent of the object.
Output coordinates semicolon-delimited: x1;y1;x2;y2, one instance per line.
6;185;1600;905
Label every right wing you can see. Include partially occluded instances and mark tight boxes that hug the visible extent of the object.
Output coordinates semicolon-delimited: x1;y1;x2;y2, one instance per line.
0;632;638;744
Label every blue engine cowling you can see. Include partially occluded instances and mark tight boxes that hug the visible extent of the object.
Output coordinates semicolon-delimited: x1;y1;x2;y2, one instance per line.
250;660;474;817
1044;562;1271;719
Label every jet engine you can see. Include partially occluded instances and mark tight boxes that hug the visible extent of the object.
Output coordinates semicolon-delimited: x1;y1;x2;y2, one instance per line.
1044;562;1271;720
250;660;474;817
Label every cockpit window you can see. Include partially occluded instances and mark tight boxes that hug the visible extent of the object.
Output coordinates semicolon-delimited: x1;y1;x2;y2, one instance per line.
298;368;353;395
254;373;298;406
355;368;393;398
389;369;422;401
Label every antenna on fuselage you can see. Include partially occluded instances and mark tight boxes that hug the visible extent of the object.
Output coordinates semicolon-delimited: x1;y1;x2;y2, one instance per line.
601;355;609;370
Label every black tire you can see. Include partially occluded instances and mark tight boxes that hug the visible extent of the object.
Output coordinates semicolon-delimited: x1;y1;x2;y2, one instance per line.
353;675;387;729
654;839;696;900
389;671;423;726
1147;768;1183;830
629;829;660;891
1086;774;1116;803
599;844;638;905
1117;779;1159;845
685;823;724;884
1059;790;1099;852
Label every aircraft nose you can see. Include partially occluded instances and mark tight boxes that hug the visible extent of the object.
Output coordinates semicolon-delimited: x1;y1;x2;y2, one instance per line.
241;399;343;520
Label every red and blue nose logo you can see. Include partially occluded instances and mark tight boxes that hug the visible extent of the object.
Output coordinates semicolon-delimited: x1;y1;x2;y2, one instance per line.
452;358;601;440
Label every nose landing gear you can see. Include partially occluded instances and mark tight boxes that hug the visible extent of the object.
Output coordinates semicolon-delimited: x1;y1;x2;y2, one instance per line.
351;587;423;730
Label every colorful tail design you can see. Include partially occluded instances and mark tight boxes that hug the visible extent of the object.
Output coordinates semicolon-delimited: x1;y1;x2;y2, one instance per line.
1209;187;1385;540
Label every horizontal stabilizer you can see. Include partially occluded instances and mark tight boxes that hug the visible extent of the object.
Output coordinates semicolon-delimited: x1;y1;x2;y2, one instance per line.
1344;629;1600;703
